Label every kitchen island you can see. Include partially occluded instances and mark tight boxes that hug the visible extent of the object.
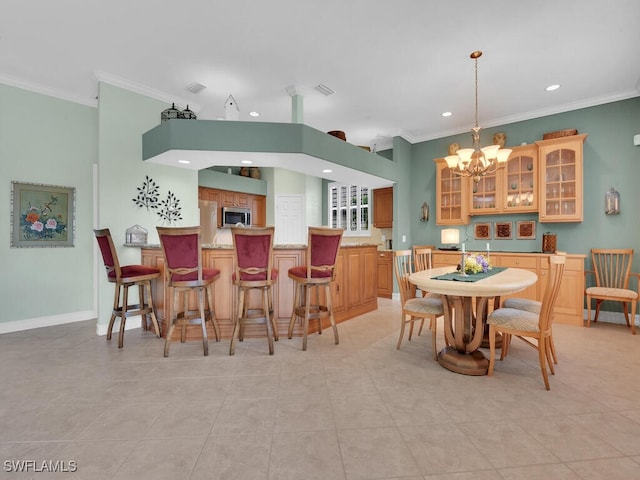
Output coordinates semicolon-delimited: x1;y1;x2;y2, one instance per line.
139;243;378;341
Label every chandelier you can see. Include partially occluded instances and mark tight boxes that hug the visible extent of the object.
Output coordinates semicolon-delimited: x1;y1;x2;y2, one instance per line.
444;51;511;183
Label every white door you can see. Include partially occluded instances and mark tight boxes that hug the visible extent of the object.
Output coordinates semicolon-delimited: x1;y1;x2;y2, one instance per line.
275;194;306;245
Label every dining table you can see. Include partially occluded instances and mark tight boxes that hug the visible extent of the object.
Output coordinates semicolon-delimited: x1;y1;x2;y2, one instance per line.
409;265;538;375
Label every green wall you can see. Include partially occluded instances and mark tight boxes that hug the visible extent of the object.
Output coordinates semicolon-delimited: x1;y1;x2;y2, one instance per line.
0;84;96;328
409;97;640;274
95;83;199;332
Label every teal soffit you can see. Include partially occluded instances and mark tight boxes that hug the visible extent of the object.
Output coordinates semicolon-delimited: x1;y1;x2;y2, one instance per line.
142;120;396;188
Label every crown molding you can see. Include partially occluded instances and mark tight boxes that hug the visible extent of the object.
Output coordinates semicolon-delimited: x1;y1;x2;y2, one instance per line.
93;71;201;112
0;72;97;107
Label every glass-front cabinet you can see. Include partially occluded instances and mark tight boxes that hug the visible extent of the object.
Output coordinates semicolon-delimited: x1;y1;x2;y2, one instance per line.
536;134;586;223
435;159;468;225
502;144;538;213
468;143;538;215
329;183;370;235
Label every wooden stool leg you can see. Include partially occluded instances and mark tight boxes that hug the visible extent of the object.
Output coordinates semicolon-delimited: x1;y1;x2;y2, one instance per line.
229;287;244;355
288;282;300;339
326;284;339;345
138;284;147;331
144;281;161;337
264;287;274;355
164;287;179;357
207;285;220;341
107;283;121;341
269;286;278;341
198;288;209;356
118;284;129;348
303;284;311;351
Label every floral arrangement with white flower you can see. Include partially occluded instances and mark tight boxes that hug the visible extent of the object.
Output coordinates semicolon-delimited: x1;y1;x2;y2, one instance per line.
462;253;492;274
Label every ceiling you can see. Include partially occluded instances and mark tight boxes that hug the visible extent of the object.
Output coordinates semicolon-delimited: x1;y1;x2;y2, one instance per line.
1;0;639;150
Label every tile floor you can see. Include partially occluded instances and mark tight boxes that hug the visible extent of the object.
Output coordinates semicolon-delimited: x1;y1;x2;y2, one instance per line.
1;298;639;479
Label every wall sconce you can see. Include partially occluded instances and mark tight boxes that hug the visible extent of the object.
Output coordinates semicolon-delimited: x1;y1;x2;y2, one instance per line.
605;188;620;215
440;228;460;250
420;202;429;222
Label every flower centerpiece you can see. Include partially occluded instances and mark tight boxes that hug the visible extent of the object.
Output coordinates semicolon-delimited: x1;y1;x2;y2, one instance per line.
463;253;492;274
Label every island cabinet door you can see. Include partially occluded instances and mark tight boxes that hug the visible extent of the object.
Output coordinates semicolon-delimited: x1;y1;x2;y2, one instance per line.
362;248;378;304
331;250;346;314
204;250;235;325
272;249;303;328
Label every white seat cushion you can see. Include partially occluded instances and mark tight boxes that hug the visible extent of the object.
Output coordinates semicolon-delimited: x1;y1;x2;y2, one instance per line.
585;286;638;300
404;295;444;315
502;298;541;314
488;307;540;333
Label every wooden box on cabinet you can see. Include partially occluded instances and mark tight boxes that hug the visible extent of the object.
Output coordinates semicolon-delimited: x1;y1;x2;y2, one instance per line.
376;250;393;298
373;187;393;228
536;133;586;223
435;159;469;225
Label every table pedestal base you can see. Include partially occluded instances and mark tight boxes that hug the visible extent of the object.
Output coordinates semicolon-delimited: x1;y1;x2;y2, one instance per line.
437;346;489;376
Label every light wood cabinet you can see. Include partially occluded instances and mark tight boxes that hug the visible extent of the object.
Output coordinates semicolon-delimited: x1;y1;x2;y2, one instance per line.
428;250;585;326
198;187;266;227
373;187;393;228
376;250;393;298
435;159;468;225
469;144;538;215
536;134;586;223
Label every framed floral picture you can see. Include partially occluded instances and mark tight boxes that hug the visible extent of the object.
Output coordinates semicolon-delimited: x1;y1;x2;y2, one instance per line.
517;220;536;239
474;222;491;240
494;221;512;240
11;181;75;248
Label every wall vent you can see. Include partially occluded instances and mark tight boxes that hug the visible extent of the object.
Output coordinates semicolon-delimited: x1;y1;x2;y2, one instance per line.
314;84;334;96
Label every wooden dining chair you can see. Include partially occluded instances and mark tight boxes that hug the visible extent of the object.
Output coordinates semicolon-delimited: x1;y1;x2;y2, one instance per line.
585;248;638;334
413;246;436;303
393;250;444;360
157;226;221;357
501;251;567;364
487;255;565;390
288;226;343;351
94;228;161;348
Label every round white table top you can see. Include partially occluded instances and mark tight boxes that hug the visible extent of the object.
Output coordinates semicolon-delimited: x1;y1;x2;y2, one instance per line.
409;266;538;298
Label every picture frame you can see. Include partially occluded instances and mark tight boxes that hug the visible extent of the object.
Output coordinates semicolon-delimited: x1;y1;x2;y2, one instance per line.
11;181;76;248
474;222;491;240
494;221;512;240
516;220;536;240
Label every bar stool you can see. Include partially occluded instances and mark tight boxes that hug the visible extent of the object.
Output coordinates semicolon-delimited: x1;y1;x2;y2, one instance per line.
288;226;343;351
229;226;278;355
94;228;161;348
156;226;221;357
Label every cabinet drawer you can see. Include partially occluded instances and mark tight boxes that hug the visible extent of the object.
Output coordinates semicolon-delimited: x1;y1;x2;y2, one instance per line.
498;256;538;269
377;251;392;260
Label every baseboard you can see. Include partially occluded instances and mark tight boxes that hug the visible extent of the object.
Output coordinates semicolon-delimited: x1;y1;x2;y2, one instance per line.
583;309;639;327
95;317;144;336
0;310;96;335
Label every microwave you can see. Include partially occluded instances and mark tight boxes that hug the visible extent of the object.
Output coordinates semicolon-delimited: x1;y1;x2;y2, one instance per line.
222;206;251;227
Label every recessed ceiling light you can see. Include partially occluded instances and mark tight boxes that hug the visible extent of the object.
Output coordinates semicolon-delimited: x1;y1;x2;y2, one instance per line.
441;111;452;117
241;160;252;165
185;82;206;94
249;111;260;117
178;159;190;164
322;169;333;173
546;84;561;91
